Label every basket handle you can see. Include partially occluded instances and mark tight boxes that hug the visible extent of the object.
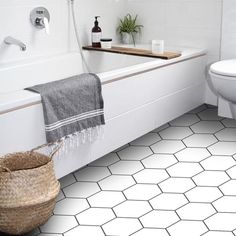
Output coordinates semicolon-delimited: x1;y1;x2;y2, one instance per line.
31;141;63;159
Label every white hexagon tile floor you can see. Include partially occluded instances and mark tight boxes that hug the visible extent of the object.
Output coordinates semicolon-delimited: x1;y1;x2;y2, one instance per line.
7;104;236;236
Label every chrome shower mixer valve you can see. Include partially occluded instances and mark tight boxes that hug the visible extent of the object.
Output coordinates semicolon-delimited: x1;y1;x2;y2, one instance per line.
30;7;50;35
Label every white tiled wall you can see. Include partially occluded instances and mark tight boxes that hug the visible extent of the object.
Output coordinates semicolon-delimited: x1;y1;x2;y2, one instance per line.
0;0;224;66
73;0;126;46
0;0;126;64
221;0;236;59
126;0;222;105
126;0;222;59
0;0;70;64
0;0;232;107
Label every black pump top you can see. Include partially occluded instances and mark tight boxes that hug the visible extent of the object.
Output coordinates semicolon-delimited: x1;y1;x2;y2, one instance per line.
94;16;100;25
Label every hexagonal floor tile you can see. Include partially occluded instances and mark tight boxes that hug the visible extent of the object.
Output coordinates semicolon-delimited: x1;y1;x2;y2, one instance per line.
205;104;217;109
202;232;234;236
201;156;235;171
99;175;135;191
205;213;236;231
103;218;142;236
198;109;223;121
140;210;179;228
109;160;143;175
150;193;188;210
188;104;207;114
89;153;119;167
159;178;195;193
59;174;76;189
124;184;161;200
132;228;169;236
213;196;236;213
25;228;40;236
208;142;236;155
227;166;236;179
183;134;217;148
40;215;78;234
142;154;177;169
185;186;223;203
151;140;185;154
215;128;236;141
54;198;89;215
152;123;170;133
193;171;230;187
114;144;130;152
118;146;152;160
169;114;200;126
130;133;161;146
177;203;216;220
88;191;125;208
133;169;169;184
74;166;110;182
39;234;62;236
191;121;224;134
159;127;193;140
175;148;210;162
168;220;208;236
167;162;203;177
64;226;105;236
114;200;152;218
76;208;115;225
222;118;236;128
220;180;236;195
63;182;100;198
56;190;65;202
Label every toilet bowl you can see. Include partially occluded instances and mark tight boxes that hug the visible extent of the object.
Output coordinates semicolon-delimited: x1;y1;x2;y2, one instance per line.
209;59;236;103
209;59;236;119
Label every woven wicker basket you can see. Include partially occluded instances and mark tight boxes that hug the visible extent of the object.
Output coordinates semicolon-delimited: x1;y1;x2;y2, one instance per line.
0;143;61;235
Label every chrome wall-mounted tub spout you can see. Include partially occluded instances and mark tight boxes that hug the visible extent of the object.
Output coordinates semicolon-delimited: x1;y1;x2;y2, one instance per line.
4;36;26;51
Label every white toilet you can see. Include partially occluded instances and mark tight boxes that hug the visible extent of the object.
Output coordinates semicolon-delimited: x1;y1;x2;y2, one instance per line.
209;59;236;118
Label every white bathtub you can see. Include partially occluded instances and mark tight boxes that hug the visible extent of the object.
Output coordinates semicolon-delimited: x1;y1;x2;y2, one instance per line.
0;47;207;178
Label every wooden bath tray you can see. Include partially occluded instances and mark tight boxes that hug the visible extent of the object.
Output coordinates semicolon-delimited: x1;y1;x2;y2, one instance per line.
83;46;182;60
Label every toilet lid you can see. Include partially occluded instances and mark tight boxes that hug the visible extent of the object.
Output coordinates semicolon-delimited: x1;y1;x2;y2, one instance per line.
210;59;236;77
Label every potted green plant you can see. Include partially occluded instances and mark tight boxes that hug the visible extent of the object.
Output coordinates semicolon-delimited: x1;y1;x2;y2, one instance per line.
117;14;143;46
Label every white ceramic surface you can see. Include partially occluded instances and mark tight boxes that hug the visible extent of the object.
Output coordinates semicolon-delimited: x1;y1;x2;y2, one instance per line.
210;60;236;77
0;48;206;178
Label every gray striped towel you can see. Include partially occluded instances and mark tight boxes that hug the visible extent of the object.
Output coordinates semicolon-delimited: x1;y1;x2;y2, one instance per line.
26;73;105;144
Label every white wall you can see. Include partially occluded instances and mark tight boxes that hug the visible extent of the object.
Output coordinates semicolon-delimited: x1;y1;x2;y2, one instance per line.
0;0;223;67
72;0;126;47
0;0;232;106
221;0;236;59
0;0;126;64
126;0;223;105
126;0;222;63
0;0;70;64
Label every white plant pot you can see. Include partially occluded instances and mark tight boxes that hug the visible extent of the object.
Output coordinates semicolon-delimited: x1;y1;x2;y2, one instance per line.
121;32;134;45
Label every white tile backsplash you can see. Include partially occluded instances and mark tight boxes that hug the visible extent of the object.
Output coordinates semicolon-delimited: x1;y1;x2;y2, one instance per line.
0;0;126;64
0;0;69;63
126;0;222;56
126;0;223;105
0;0;233;107
221;0;236;59
0;0;227;65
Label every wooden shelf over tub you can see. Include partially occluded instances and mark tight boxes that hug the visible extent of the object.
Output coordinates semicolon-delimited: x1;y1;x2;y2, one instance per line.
82;46;182;60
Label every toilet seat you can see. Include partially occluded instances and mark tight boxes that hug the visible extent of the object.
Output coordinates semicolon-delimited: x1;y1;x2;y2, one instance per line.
210;59;236;77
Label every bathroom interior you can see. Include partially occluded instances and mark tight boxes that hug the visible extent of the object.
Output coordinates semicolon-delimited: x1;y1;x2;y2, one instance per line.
1;0;236;235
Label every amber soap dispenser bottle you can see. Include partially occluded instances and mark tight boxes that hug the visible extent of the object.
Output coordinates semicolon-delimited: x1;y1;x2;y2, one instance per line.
92;16;102;48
